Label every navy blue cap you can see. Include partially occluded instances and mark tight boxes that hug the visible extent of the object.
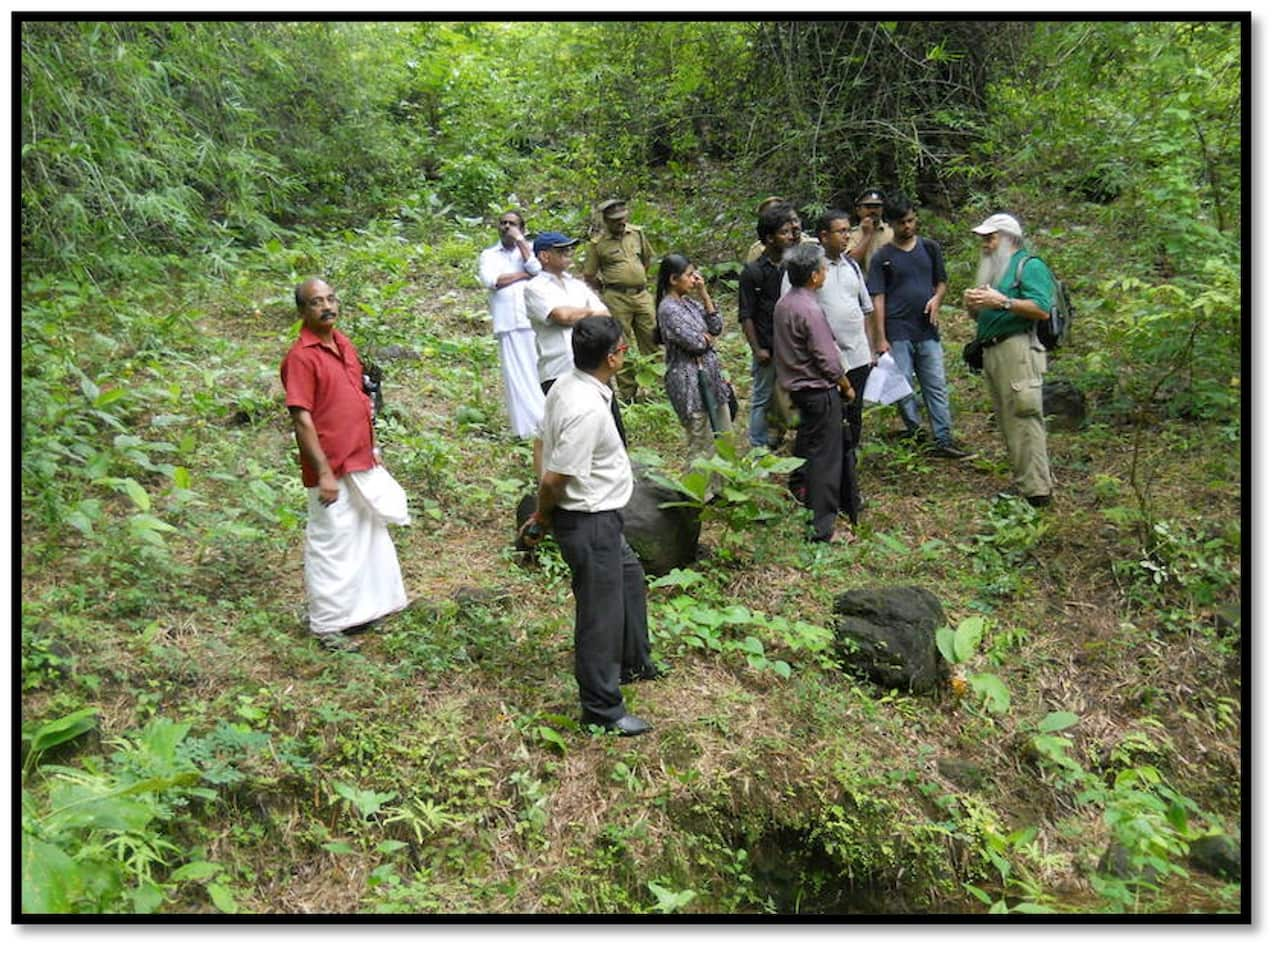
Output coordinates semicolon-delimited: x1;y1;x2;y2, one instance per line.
532;231;580;254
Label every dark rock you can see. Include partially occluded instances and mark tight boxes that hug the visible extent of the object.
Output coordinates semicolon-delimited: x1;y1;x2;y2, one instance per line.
622;466;702;577
450;586;509;608
832;586;948;693
1042;379;1088;431
1097;840;1159;884
1213;604;1241;637
937;758;986;791
513;463;701;576
1188;834;1241;882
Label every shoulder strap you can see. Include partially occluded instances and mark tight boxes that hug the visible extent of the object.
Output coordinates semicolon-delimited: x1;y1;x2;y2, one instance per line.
1014;253;1041;291
921;237;943;279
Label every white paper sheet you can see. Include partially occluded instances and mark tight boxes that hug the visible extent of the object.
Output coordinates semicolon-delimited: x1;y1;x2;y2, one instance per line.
863;352;914;405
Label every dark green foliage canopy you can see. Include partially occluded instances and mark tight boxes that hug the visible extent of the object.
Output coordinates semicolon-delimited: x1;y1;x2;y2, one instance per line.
21;18;1240;279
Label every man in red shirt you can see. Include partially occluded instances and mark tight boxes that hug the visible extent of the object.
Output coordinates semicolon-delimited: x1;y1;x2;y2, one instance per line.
281;278;409;648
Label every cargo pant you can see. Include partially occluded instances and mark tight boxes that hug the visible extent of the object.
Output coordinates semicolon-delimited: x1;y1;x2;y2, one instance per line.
982;331;1053;498
601;287;657;402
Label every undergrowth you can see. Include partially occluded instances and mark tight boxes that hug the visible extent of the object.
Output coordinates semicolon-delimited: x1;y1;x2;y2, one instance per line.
21;187;1240;916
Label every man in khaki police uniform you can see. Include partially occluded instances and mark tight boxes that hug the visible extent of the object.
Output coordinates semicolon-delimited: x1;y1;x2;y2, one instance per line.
583;199;655;402
846;187;894;270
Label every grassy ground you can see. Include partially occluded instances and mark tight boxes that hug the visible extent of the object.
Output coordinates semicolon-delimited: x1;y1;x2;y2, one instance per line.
20;193;1241;916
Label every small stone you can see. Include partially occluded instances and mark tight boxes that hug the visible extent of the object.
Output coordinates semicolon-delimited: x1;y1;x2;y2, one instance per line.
1097;840;1159;884
937;757;985;790
1187;834;1241;882
451;586;508;608
1213;605;1241;636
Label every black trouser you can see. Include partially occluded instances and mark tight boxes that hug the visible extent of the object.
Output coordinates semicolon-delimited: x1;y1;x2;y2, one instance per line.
550;508;652;721
843;364;871;516
789;386;850;541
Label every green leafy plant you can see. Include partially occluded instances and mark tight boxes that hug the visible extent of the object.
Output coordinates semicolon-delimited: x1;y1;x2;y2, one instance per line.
23;707;98;780
936;615;1011;714
647;879;697;913
963;823;1057;915
956;496;1048;605
649;570;833;678
647;437;804;540
333;781;399;822
1080;764;1200;912
514;712;578;756
22;717;219;914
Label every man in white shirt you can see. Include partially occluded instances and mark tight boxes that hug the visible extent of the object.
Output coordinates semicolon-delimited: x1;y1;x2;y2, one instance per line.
781;209;875;518
523;231;612;392
520;316;658;736
477;211;543;438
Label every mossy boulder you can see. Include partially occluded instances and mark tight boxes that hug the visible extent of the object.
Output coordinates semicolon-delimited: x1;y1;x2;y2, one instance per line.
832;586;948;693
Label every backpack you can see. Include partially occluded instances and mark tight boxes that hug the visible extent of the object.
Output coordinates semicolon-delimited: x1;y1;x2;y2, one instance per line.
1014;254;1074;350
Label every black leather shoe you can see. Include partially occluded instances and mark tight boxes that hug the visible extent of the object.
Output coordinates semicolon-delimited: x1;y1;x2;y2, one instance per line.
581;713;653;736
621;663;669;684
1026;494;1053;508
931;442;978;460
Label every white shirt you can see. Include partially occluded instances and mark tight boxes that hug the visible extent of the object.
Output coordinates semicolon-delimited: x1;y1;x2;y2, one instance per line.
477;241;541;334
524;271;607;384
781;253;874;372
539;368;632;513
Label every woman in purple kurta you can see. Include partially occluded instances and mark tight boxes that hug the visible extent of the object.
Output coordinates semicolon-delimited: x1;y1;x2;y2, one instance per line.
654;254;733;476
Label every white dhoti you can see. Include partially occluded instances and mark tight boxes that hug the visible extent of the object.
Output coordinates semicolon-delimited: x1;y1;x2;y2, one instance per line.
497;328;544;439
304;467;410;635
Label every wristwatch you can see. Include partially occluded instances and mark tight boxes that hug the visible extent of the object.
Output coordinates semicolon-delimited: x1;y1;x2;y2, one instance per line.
1002;296;1013;311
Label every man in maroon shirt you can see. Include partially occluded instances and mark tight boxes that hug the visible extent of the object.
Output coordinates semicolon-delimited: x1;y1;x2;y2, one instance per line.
281;278;409;647
772;244;856;543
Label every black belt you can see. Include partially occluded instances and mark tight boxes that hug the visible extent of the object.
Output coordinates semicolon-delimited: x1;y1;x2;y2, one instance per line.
980;330;1029;348
604;283;645;293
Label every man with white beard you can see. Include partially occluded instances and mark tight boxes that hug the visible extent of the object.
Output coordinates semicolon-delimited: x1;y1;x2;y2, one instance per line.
962;213;1056;507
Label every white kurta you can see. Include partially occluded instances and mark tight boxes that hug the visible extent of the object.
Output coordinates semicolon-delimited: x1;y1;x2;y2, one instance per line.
478;242;545;438
304;468;410;634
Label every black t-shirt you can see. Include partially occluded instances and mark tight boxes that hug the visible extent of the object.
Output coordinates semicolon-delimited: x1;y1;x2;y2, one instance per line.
867;238;947;343
738;254;786;353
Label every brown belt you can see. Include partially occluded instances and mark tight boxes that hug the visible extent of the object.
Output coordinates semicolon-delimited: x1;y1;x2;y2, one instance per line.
604;283;646;293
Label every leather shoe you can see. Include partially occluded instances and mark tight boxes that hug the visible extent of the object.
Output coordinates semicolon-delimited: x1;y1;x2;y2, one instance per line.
581;713;653;736
931;441;977;460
